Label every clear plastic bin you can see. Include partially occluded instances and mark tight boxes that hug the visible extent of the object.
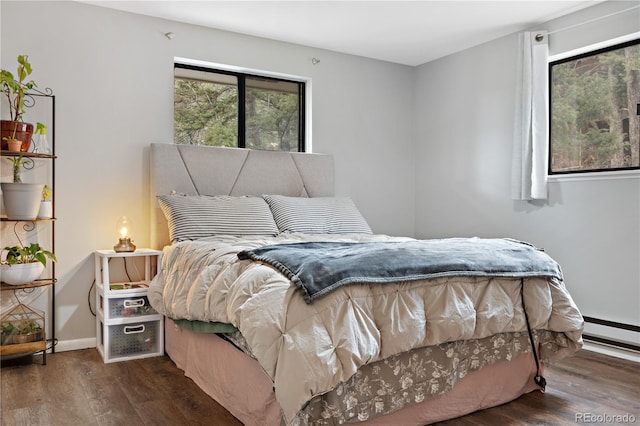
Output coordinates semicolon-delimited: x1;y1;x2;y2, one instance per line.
108;321;160;358
108;295;157;319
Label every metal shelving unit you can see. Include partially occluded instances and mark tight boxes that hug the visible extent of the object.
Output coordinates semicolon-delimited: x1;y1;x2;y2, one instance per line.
1;90;56;363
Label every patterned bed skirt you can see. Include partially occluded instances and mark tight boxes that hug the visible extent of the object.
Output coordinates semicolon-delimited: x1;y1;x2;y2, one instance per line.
221;330;569;425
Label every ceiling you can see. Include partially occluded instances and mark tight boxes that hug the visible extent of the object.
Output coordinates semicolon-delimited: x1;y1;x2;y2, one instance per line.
82;1;605;66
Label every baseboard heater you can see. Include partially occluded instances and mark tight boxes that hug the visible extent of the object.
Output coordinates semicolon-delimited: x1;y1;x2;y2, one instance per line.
582;316;640;352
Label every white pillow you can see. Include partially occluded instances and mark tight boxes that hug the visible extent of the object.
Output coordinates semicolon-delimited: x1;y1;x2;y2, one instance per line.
263;195;372;234
158;195;278;242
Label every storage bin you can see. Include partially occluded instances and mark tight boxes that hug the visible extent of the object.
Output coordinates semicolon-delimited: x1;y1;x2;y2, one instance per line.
108;320;161;359
107;295;157;318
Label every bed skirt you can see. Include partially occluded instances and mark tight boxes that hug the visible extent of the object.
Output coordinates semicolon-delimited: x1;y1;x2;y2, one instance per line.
164;318;541;425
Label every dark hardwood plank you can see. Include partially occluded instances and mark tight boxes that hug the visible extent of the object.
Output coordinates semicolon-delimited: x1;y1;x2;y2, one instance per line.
0;355;52;426
134;399;192;426
1;348;638;426
39;350;99;426
1;405;53;426
1;359;43;410
84;377;145;426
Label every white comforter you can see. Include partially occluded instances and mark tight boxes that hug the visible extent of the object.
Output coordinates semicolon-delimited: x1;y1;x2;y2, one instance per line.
148;233;584;423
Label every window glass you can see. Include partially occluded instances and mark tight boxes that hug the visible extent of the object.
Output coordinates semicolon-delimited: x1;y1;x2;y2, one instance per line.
174;64;305;152
174;68;238;147
245;77;300;151
549;39;640;174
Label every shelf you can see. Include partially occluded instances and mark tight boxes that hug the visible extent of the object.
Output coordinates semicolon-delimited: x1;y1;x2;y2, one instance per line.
1;90;56;361
0;150;56;159
95;248;162;257
0;217;56;222
1;278;57;291
96;283;150;298
0;339;47;356
108;282;149;291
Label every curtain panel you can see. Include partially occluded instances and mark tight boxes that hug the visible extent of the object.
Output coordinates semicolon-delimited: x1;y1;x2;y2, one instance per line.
511;31;549;201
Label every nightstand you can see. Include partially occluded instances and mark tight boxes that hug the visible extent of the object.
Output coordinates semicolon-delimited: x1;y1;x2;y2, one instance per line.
94;249;163;363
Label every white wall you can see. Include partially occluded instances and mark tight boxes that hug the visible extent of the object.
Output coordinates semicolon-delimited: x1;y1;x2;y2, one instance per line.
413;1;640;337
0;0;415;345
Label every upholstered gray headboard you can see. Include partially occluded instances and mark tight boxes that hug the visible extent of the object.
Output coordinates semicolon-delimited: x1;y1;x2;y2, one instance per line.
149;143;335;248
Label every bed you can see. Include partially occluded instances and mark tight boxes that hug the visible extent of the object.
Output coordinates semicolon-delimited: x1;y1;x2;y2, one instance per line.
147;143;584;425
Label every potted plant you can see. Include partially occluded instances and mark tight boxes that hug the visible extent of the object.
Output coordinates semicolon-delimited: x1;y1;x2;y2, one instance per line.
2;114;25;152
13;319;43;344
1;154;44;220
0;322;16;345
1;55;37;151
7;154;26;183
5;139;21;152
2;117;26;151
0;242;56;285
37;184;53;219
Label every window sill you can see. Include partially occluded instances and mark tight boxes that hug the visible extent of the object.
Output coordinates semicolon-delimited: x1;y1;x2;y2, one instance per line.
548;169;640;182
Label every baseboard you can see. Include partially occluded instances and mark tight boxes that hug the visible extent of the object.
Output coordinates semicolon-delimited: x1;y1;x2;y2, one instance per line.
54;337;96;353
582;340;640;363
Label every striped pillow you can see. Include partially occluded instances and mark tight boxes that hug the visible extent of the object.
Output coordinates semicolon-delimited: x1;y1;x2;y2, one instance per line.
263;195;372;234
158;195;278;242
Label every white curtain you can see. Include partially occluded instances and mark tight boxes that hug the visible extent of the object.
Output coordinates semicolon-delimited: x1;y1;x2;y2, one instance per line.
512;31;549;200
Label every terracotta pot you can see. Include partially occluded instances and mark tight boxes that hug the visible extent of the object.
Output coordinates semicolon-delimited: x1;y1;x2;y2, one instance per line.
1;120;33;152
6;140;22;151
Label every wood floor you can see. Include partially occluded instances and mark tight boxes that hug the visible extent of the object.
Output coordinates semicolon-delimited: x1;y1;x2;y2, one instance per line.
1;348;638;426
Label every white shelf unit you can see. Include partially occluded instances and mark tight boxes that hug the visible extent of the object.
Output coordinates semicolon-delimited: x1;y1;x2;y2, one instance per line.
94;249;163;363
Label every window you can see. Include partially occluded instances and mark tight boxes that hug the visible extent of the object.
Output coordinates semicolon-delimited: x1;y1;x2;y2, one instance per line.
549;38;640;174
174;64;305;152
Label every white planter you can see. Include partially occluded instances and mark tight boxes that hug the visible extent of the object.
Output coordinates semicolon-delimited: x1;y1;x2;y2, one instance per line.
38;201;53;219
0;262;45;285
1;183;44;220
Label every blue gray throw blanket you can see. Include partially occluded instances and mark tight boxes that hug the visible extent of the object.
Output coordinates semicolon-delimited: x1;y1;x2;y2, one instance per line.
237;238;563;304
